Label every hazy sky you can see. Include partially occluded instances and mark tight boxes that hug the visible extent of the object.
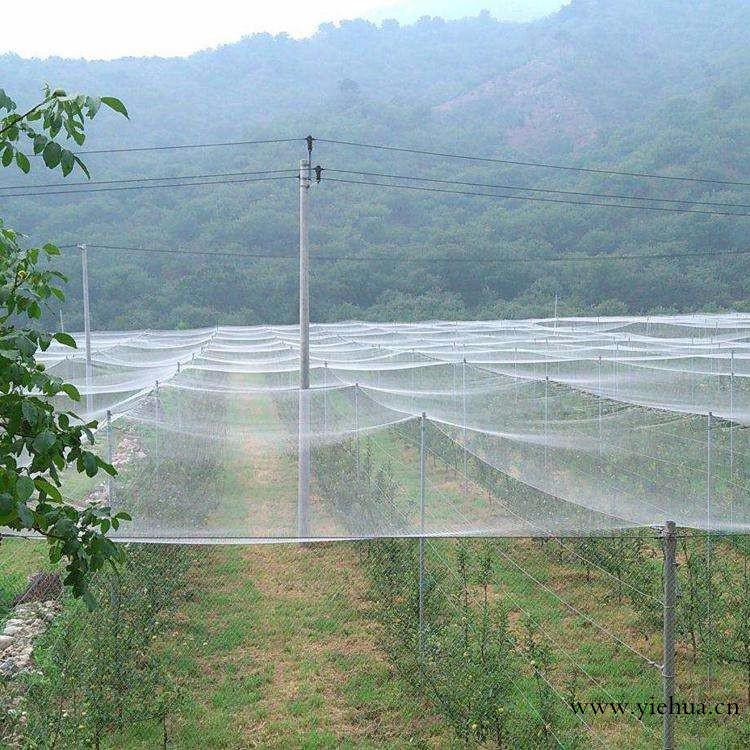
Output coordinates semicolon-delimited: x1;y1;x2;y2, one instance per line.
4;0;567;60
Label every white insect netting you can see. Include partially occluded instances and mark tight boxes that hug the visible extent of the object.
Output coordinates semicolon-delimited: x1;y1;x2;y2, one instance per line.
34;314;750;541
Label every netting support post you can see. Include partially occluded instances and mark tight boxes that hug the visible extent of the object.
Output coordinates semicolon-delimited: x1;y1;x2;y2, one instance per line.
462;358;468;498
298;158;311;540
154;380;160;472
706;411;713;690
729;350;734;478
662;519;677;750
354;383;360;480
78;243;93;414
418;412;426;655
106;409;113;502
544;375;549;469
323;361;328;436
59;308;64;333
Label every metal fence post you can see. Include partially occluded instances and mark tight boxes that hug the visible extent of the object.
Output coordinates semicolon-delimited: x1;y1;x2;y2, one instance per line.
462;358;468;498
662;520;677;750
354;383;360;480
154;380;160;471
106;409;113;502
79;243;93;415
706;411;714;690
729;350;734;478
544;375;549;470
419;412;426;655
323;361;328;437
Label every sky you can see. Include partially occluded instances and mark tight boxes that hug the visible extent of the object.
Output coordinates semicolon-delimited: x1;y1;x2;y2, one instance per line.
3;0;568;60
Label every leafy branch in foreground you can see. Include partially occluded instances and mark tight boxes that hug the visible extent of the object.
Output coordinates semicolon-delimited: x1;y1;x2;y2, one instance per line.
0;223;130;606
0;85;128;176
0;84;129;607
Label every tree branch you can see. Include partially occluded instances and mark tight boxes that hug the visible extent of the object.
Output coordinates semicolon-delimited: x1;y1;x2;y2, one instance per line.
0;98;50;138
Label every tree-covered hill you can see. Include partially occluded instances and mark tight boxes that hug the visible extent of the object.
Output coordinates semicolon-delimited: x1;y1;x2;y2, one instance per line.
1;0;749;328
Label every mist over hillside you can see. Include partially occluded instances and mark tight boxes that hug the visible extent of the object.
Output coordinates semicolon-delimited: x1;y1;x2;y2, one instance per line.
1;0;749;329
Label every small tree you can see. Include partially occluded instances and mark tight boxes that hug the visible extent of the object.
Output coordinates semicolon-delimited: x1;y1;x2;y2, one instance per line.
0;86;130;606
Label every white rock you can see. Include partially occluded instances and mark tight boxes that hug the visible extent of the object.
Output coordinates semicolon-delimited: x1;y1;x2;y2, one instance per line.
0;634;14;651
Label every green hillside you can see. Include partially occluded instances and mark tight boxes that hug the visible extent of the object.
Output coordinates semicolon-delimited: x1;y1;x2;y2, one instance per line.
1;0;749;328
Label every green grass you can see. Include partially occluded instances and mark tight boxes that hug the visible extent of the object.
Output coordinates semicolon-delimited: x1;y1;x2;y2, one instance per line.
97;385;451;749
0;538;51;622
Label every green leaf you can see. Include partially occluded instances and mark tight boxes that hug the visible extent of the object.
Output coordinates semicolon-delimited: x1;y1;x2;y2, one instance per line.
17;503;34;528
83;452;98;477
61;383;81;401
100;96;129;119
54;331;76;347
74;155;90;179
42;141;62;169
1;144;13;167
60;149;75;176
34;477;62;502
16;475;35;501
33;430;56;453
0;493;14;516
21;401;38;426
15;151;30;173
33;134;47;154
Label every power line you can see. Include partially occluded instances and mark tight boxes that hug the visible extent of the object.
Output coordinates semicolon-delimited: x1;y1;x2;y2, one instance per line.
0;168;297;193
6;164;747;213
75;137;304;155
74;243;750;265
325;169;750;210
0;174;296;199
315;137;750;188
323;176;750;218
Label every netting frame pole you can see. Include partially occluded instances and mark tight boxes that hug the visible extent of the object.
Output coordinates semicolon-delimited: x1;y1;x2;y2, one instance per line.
729;350;734;478
323;361;328;437
78;243;93;414
298;158;311;540
597;355;603;455
419;411;426;655
662;519;677;750
354;383;360;480
544;374;549;469
462;358;468;498
154;380;160;472
706;411;713;691
106;409;113;502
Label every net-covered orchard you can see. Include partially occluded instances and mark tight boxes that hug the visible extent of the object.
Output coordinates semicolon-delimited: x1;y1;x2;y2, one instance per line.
1;314;749;748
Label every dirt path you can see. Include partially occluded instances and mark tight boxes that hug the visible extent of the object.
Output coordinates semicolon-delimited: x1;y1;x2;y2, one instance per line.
165;387;450;748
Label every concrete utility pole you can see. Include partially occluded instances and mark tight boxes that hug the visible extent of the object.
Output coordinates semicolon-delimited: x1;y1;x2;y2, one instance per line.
298;159;311;539
78;243;93;414
662;520;677;750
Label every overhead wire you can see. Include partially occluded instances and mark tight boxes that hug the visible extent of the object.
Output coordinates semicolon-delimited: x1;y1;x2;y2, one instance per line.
324;168;750;210
75;137;304;155
0;168;297;193
55;242;750;265
322;176;750;218
315;137;750;188
0;173;296;199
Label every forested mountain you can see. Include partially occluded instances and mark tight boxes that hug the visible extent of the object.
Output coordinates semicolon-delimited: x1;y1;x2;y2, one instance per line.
1;0;749;329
